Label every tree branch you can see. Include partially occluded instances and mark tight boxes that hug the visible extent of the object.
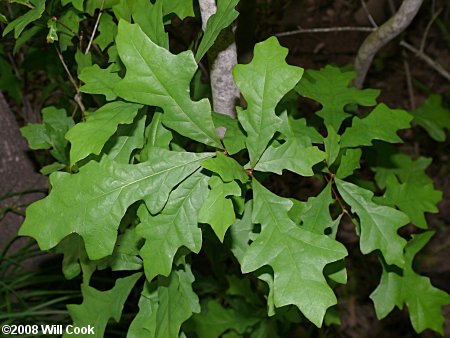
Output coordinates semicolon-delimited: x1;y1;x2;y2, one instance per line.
275;26;375;37
354;0;424;88
198;0;239;139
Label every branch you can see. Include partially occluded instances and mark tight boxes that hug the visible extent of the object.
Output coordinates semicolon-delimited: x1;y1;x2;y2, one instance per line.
198;0;239;139
353;0;424;88
400;40;450;82
85;0;105;54
276;26;375;37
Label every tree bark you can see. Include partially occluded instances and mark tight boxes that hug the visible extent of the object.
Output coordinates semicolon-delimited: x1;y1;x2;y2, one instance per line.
198;0;240;138
353;0;424;88
0;92;46;253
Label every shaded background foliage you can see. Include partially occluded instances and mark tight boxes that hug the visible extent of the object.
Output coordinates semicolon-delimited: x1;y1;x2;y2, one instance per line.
0;0;449;337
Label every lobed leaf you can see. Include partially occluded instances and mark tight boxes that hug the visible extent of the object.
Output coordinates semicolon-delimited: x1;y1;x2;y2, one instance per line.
19;149;213;259
242;180;347;327
136;171;209;280
2;0;45;38
65;101;143;165
296;65;379;131
114;21;221;148
233;37;304;166
336;179;408;267
79;64;121;101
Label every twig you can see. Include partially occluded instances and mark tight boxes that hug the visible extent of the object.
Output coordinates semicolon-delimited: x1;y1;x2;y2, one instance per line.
276;26;375;37
360;0;378;28
54;47;85;112
419;7;442;52
400;40;450;82
353;0;425;88
402;50;415;110
85;0;105;55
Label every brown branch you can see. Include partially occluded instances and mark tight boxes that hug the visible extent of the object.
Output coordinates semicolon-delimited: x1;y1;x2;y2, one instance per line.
54;47;85;113
353;0;424;88
276;26;375;37
419;7;442;52
85;0;105;55
402;51;416;110
400;40;450;82
360;0;378;28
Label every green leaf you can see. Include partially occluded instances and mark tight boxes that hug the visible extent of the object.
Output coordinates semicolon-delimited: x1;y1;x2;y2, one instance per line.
75;48;92;75
195;0;240;62
65;273;141;338
410;94;450;142
19;149;213;259
162;0;194;20
188;299;259;338
335;179;408;267
278;111;323;144
370;232;450;335
40;162;66;175
201;152;248;183
300;183;334;234
254;138;325;176
109;227;143;271
324;126;340;166
372;153;433;189
65;101;142;165
0;13;8;24
58;9;82;52
85;0;120;16
13;25;42;54
233;37;304;166
242;180;347;327
139;112;173;162
61;0;84;12
79;64;121;101
104;112;147;163
229;201;254;264
136;171;209;280
131;0;168;49
20;106;74;163
295;65;379;130
198;176;241;241
3;0;45;38
340;104;412;148
336;148;361;179
94;12;117;51
212;112;246;154
114;20;221;148
128;265;200;338
375;175;442;229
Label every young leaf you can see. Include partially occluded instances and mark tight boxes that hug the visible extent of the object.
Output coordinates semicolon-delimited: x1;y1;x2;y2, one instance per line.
188;299;260;338
295;65;379;130
254;138;325;176
375;175;442;229
2;0;45;38
65;101;143;165
242;180;347;327
340;104;412;148
410;94;450;142
114;21;221;148
79;64;121;101
201;152;248;183
324;126;340;166
128;265;200;338
19;149;213;259
370;232;450;335
136;171;209;280
335;179;408;267
65;272;141;338
233;37;304;166
198;176;241;241
195;0;240;62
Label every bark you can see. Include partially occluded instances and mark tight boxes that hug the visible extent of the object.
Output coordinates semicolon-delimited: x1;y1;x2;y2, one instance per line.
0;92;46;253
199;0;240;138
354;0;424;88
